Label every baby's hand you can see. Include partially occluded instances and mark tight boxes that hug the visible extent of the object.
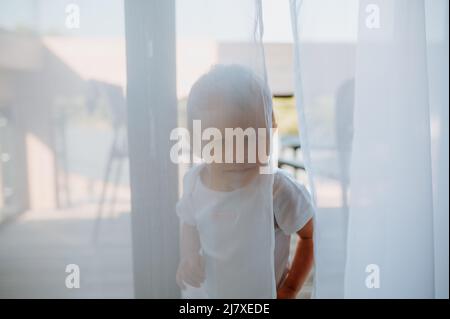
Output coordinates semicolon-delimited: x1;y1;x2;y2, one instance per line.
176;253;205;289
277;285;298;299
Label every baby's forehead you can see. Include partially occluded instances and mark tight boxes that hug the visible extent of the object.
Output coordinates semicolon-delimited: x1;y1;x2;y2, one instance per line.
190;92;258;114
187;65;271;127
190;95;265;127
192;81;260;104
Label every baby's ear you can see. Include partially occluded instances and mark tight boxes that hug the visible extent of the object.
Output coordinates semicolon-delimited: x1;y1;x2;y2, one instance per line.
271;112;278;129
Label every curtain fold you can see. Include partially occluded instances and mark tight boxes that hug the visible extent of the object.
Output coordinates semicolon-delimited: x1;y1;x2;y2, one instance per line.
290;0;358;298
175;0;276;298
345;0;435;298
425;0;449;299
290;0;448;298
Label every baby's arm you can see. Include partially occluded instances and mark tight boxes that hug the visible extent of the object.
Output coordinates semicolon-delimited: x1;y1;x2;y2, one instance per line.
277;218;314;299
176;223;205;289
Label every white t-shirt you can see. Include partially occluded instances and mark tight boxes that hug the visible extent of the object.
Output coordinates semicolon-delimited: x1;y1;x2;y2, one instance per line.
177;164;314;298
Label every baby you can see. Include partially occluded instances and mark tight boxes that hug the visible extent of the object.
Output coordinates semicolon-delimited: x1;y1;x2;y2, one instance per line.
176;65;314;299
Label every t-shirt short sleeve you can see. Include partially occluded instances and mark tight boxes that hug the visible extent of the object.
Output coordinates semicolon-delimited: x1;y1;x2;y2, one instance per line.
273;169;314;235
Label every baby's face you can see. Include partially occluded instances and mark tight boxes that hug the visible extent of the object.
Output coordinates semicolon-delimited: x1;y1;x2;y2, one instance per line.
191;100;272;172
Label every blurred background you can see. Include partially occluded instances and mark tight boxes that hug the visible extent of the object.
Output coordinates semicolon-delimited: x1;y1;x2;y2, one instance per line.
0;0;131;298
0;0;312;298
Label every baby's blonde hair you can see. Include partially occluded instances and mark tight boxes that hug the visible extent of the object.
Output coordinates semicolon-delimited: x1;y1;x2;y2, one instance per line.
187;64;277;131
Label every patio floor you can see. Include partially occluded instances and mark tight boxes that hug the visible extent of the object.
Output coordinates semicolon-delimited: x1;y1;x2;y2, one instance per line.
0;204;134;298
0;202;314;299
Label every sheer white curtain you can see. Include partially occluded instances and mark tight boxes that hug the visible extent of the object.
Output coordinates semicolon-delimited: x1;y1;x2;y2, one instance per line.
174;0;276;298
290;0;359;298
425;0;449;299
290;0;449;298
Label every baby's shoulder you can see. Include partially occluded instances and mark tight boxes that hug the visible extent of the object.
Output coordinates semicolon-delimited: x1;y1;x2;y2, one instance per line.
181;164;204;193
273;168;299;189
273;169;310;200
